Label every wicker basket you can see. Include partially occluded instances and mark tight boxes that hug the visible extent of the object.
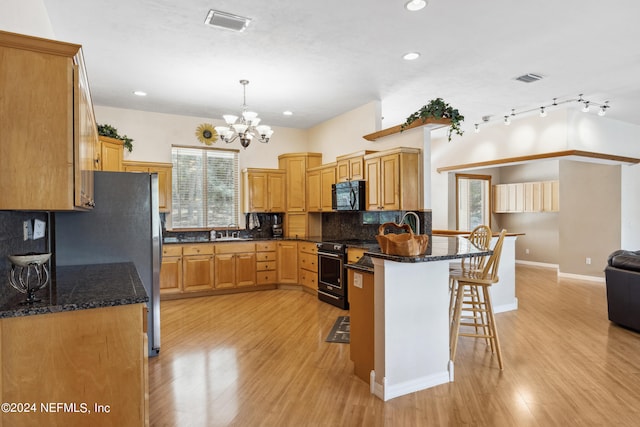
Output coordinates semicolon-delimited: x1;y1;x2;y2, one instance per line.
375;222;429;256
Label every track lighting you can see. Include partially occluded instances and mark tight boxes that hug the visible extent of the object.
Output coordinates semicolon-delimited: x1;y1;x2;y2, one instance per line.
472;94;611;131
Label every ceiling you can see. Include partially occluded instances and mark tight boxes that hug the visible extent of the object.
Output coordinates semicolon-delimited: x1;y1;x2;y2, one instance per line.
41;0;640;133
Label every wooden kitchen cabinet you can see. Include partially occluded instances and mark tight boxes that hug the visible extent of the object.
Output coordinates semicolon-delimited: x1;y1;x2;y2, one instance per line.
0;304;148;426
348;268;375;384
182;244;215;292
214;242;257;288
336;150;377;182
160;245;183;294
307;163;336;212
279;153;322;237
277;241;299;284
364;147;421;211
523;182;542;212
298;241;318;291
494;180;558;213
256;241;278;285
542;180;560;212
242;168;286;213
97;135;124;171
123;160;173;212
0;30;97;210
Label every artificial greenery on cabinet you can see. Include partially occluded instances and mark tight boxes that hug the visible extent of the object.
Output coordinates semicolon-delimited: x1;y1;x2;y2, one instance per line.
401;98;464;142
97;124;134;152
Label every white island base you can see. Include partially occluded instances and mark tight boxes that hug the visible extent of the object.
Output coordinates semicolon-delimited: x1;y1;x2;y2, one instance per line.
368;235;518;401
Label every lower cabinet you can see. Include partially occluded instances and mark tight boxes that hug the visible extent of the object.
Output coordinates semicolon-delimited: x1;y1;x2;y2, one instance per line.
277;241;298;284
183;244;215;292
160;245;183;294
256;241;278;285
0;304;148;426
298;241;318;291
214;242;256;288
348;269;375;384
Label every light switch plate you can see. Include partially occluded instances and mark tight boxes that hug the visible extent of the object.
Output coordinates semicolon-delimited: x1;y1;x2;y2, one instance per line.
33;219;46;240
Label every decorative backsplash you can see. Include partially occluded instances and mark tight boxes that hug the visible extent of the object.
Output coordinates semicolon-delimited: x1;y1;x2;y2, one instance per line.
321;210;432;241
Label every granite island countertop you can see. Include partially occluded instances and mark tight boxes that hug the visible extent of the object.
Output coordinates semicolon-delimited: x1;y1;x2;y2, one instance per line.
0;262;148;319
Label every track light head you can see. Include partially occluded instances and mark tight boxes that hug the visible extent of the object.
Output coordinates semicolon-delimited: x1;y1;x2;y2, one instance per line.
582;101;590;113
540;107;547;117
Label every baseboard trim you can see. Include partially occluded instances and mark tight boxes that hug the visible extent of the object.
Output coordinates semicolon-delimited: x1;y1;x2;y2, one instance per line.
373;372;450;401
516;260;559;269
557;272;605;283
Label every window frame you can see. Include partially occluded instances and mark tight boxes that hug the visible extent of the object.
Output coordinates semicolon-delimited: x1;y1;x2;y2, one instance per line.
170;145;240;229
455;173;492;231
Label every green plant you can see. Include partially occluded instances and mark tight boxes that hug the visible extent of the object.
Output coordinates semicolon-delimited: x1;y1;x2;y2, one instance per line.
401;98;464;142
97;124;134;152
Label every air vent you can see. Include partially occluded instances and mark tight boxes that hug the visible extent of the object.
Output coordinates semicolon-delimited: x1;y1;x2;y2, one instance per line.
204;10;252;32
514;73;543;83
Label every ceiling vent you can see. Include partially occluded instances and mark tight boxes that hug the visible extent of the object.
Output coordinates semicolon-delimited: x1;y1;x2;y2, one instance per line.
204;10;252;32
514;73;544;83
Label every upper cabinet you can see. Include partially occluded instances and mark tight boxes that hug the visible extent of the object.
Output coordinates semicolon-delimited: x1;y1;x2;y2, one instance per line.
336;151;377;182
242;168;286;213
97;136;124;172
364;148;421;211
278;153;322;212
493;180;559;213
307;163;336;212
0;31;97;210
123;161;173;213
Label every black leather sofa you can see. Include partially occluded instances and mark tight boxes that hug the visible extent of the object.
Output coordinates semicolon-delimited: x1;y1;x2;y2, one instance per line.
605;250;640;333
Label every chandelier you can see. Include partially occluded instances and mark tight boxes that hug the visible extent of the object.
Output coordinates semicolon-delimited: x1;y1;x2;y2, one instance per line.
215;80;273;148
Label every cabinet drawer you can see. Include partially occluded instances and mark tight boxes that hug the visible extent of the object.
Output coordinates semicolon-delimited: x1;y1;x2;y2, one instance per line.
300;269;317;288
257;270;277;285
215;242;256;254
299;252;318;272
256;251;276;262
256;261;276;271
182;244;215;256
298;242;318;254
256;241;277;252
163;245;183;256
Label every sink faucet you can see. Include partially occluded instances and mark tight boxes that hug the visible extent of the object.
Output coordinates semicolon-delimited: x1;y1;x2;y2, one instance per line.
226;224;236;238
400;212;420;235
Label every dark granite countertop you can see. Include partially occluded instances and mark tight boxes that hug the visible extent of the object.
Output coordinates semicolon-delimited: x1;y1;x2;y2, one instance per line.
366;235;491;263
0;262;149;319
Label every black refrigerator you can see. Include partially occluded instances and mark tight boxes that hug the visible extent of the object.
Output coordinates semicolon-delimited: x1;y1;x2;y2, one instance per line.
54;171;162;356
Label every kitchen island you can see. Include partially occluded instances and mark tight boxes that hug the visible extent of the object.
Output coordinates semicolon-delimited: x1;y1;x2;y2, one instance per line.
0;262;149;427
348;236;492;401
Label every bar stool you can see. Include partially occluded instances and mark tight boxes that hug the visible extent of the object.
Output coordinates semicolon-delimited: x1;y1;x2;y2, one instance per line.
450;229;507;370
448;225;492;321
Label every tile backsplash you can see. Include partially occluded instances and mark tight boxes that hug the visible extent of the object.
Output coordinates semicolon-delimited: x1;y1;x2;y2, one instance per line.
0;211;49;277
321;210;432;241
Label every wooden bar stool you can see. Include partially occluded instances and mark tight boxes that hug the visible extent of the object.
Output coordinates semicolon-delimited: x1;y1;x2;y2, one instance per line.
450;229;507;370
448;225;492;322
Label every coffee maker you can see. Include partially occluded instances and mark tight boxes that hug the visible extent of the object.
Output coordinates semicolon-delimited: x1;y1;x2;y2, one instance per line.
271;214;283;237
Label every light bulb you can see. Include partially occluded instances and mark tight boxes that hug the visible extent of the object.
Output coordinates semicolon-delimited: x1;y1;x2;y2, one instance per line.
504;116;511;125
540;107;547;117
474;124;480;133
582;101;590;113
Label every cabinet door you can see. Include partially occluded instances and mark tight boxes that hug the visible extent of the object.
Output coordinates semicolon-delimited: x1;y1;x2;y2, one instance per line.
380;154;400;210
246;172;268;212
153;166;172;213
542;181;560;212
306;170;321;212
160;256;182;294
76;61;97;209
285;213;308;238
268;172;286;212
336;160;350;182
277;241;299;284
183;255;214;292
349;157;365;180
365;158;380;211
214;254;236;289
284;157;307;211
101;139;124;171
236;253;257;287
523;182;542;212
320;167;336;211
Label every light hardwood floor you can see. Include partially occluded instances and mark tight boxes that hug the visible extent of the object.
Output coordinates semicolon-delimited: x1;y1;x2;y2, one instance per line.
149;265;640;426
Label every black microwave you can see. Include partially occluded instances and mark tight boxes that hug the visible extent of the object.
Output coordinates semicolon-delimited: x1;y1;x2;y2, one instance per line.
332;180;366;211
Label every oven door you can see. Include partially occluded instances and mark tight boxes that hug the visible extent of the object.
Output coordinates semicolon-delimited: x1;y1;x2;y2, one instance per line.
318;251;344;295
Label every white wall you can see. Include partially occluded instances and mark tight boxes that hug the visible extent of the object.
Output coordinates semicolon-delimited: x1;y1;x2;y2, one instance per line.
95;106;308;171
621;164;640;249
0;0;54;38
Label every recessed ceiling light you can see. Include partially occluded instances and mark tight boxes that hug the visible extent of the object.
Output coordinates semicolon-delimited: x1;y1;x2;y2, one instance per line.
403;52;420;61
283;111;293;116
405;0;428;11
133;91;147;96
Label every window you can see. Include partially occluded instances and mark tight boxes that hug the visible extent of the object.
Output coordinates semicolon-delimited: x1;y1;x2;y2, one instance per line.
456;174;491;230
171;146;239;228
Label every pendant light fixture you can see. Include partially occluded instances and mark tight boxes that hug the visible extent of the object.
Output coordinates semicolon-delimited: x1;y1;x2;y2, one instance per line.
215;80;273;148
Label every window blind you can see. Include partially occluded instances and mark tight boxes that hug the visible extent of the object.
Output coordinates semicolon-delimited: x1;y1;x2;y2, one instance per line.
171;146;239;228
